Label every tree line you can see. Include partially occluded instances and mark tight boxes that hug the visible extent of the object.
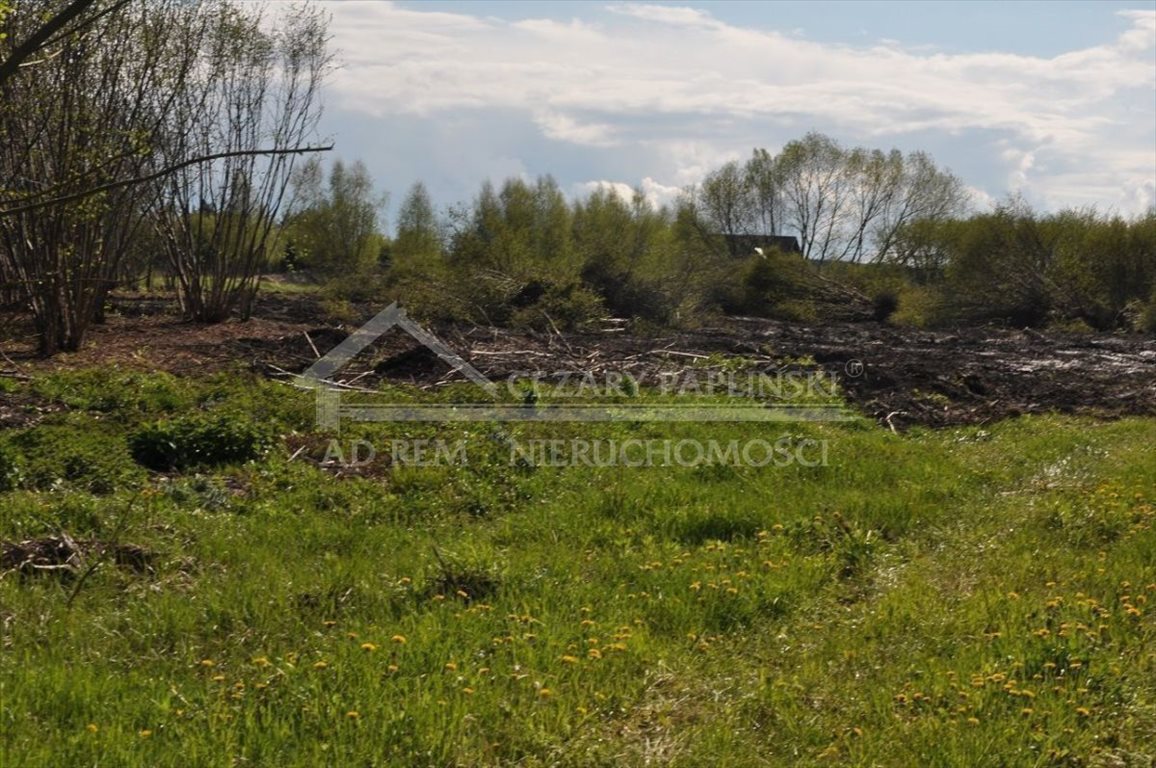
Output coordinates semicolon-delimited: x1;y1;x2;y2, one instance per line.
314;138;1152;335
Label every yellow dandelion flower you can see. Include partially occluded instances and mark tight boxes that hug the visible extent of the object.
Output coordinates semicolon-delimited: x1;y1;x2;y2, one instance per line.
456;590;469;599
463;687;475;695
1075;707;1091;717
346;711;359;719
322;620;337;628
360;643;378;652
86;724;98;733
313;661;328;670
560;655;579;665
966;717;980;726
538;687;553;698
587;649;602;660
387;664;399;673
478;667;491;675
139;729;153;738
211;675;226;683
580;619;596;627
252;657;270;667
444;662;458;672
391;635;407;644
1021;708;1034;716
199;659;215;668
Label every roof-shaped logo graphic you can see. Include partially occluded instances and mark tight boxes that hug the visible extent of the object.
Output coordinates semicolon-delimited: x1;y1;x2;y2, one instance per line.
301;302;498;396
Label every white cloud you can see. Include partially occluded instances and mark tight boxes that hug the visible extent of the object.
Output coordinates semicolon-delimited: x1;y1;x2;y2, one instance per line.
315;2;1156;214
574;176;685;210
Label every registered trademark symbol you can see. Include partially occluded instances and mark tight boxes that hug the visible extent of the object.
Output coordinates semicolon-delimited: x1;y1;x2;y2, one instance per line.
844;359;864;378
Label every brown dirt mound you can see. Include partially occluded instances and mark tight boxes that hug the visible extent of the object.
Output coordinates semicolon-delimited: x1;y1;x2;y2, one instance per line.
0;536;155;577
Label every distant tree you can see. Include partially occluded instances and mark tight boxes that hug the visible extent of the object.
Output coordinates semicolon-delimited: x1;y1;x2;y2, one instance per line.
287;158;387;276
776;132;854;267
447;175;573;276
393;181;442;266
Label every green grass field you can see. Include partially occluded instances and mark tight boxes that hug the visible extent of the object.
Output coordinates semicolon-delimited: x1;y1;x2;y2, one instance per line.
0;369;1153;766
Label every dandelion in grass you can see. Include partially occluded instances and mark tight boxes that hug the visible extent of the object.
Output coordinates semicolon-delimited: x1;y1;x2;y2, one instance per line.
322;620;337;628
313;661;328;670
199;659;215;668
560;655;579;665
391;635;407;644
139;729;153;738
86;724;98;733
252;657;270;667
346;711;359;719
445;662;458;672
360;643;378;652
538;688;553;698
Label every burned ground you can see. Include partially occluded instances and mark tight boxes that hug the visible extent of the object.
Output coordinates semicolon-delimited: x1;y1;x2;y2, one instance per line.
3;291;1153;428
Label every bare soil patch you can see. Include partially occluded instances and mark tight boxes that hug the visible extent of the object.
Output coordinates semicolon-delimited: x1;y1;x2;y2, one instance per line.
3;291;1154;428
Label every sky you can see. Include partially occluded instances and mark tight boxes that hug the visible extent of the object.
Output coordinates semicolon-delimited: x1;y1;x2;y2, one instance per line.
304;0;1156;229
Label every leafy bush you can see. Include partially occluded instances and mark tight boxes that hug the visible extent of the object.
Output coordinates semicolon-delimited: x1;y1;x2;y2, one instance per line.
10;422;141;494
891;284;946;328
129;413;273;472
508;281;606;332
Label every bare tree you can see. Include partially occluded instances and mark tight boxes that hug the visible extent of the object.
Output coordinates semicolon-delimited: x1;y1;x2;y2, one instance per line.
152;1;330;322
777;132;853;267
0;0;200;353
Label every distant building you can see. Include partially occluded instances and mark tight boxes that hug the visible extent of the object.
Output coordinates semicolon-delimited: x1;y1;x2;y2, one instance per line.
721;234;802;257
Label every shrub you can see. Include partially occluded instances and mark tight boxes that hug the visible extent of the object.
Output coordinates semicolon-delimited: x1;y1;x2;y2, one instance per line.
871;289;900;323
891;284;946;328
508;281;606;332
129;413;273;472
11;423;140;494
